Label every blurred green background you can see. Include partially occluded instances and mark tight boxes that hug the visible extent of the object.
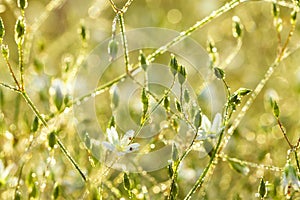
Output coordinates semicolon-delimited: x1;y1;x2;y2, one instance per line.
0;0;300;199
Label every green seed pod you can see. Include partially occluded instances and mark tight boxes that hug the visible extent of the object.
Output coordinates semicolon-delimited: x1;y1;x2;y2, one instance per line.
108;116;115;128
169;54;178;76
175;99;181;113
14;190;21;200
17;0;28;10
48;131;56;148
172;143;179;161
258;178;267;198
53;82;64;111
214;67;225;80
29;184;37;198
31;116;39;132
290;9;297;25
0;17;5;42
178;65;186;85
108;39;119;61
193;109;202;130
272;3;279;18
79;24;87;42
1;44;9;59
123;173;131;191
171;118;179;132
15;17;26;45
110;85;119;109
232;16;243;38
84;132;92;149
236;88;252;96
139;50;148;71
228;159;250;175
163;95;170;112
141;88;149;120
184;89;190;103
53;184;60;199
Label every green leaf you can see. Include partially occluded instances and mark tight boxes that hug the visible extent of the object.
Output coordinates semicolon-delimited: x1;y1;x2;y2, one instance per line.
123;173;131;191
214;67;225;80
228;159;250;176
273;101;280;118
48;131;56;149
258;178;267;198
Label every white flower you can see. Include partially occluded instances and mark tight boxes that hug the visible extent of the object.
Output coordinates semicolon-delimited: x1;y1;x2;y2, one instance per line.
102;127;140;156
282;162;300;198
196;113;222;140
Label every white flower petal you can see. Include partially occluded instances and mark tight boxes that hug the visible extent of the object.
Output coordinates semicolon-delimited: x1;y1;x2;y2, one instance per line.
211;113;222;134
102;141;115;151
107;127;119;145
125;143;140;153
201;115;211;132
196;130;207;140
121;130;134;145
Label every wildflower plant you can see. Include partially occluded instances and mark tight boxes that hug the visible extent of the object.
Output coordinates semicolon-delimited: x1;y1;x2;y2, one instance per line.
0;0;299;199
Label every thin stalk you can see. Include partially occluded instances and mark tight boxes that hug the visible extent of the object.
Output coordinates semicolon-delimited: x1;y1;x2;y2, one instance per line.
277;118;293;149
18;43;25;91
184;129;225;200
118;13;130;73
21;91;87;181
4;58;20;89
0;82;20;92
221;21;296;153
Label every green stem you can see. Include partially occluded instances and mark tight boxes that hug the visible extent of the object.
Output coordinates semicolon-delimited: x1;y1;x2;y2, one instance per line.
184;129;225;200
18;43;25;91
118;13;130;73
21;91;87;181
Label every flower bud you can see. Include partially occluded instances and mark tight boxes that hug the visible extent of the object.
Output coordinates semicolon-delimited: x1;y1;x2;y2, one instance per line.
0;17;5;42
170;54;178;76
232;16;243;38
15;17;26;45
17;0;28;10
108;39;119;61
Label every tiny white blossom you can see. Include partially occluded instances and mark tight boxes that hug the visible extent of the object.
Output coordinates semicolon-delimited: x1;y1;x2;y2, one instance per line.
282;162;300;198
102;127;140;156
196;113;222;140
